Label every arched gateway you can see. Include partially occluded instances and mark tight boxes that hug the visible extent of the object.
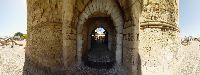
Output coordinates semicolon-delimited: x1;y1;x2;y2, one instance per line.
26;0;180;75
76;0;123;65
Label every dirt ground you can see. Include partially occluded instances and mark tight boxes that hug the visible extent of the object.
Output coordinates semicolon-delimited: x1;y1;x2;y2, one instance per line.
0;40;199;75
0;40;25;75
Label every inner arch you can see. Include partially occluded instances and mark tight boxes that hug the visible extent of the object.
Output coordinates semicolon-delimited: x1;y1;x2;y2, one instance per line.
77;0;124;66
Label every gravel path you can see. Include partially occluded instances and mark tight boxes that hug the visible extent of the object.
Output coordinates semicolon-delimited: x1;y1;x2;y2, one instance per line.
65;63;127;75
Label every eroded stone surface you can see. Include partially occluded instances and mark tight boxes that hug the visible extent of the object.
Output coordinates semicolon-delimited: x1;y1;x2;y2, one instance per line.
26;0;200;75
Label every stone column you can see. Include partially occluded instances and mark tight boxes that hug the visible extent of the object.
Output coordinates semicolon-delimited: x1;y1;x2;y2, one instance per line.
62;0;76;68
26;0;64;73
139;0;180;75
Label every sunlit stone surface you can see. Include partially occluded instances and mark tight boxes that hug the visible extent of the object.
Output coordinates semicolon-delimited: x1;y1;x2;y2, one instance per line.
24;0;200;75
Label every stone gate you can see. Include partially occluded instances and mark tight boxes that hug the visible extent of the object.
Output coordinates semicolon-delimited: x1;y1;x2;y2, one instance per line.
25;0;180;75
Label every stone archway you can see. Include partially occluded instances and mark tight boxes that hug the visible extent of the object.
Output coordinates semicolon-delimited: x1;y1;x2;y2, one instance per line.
86;17;116;54
77;0;124;65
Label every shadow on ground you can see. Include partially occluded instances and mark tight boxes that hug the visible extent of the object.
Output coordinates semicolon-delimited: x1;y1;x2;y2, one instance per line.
22;54;66;75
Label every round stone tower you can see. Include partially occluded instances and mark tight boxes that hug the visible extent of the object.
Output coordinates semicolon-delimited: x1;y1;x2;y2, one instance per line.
139;0;180;75
25;0;180;75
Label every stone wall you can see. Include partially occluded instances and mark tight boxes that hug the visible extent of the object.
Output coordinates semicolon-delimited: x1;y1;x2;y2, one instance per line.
62;0;77;68
139;0;180;75
174;41;200;75
26;0;64;70
118;0;143;74
26;0;189;75
139;28;180;75
26;0;143;74
141;0;179;29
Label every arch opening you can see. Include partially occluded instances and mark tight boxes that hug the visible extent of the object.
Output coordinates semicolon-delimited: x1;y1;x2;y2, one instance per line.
76;0;124;67
79;17;116;68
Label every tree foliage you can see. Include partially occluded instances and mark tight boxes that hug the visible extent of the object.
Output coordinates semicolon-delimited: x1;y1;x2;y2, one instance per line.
14;32;23;37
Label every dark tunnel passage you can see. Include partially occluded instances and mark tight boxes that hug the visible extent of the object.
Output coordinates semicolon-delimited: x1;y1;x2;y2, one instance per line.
84;27;115;69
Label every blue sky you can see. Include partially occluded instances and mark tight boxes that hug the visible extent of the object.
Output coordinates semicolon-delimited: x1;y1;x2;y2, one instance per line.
0;0;199;37
180;0;200;37
0;0;27;37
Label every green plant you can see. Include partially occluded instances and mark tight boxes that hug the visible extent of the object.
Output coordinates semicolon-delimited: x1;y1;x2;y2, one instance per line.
14;32;23;37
